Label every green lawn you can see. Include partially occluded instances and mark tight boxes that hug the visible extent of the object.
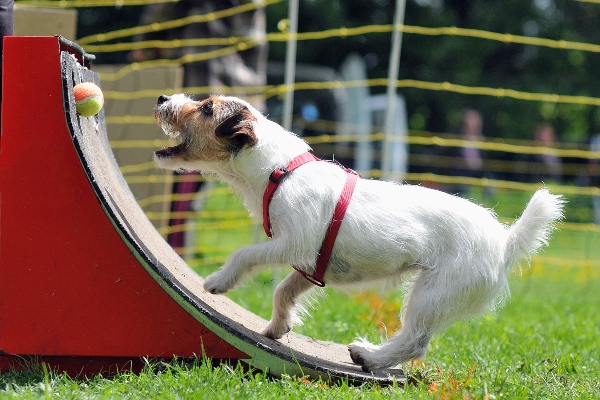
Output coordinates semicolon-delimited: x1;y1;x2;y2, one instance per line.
1;274;597;399
1;185;598;398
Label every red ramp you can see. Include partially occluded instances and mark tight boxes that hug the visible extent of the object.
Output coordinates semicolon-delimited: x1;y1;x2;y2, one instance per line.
0;36;404;384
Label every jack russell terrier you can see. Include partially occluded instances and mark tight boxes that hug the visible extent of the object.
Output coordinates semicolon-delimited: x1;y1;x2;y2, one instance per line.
154;93;564;372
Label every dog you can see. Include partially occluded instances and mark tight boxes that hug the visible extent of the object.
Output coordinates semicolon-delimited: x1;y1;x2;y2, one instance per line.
153;93;564;372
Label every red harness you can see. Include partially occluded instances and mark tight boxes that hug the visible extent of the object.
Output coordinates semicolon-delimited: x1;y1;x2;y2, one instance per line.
262;152;359;287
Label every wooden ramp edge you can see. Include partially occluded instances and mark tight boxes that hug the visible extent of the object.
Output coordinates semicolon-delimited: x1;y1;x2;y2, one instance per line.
0;36;404;385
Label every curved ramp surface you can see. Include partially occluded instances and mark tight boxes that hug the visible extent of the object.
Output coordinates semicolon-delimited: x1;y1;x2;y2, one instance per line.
0;36;404;384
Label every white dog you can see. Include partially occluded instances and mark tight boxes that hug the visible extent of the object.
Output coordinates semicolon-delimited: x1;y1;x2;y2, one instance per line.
154;93;564;372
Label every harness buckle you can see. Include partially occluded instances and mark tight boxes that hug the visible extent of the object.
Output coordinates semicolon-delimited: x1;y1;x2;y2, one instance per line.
269;168;288;183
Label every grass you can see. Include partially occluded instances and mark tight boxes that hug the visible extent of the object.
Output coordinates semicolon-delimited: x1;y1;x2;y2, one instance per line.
1;274;598;398
2;185;599;398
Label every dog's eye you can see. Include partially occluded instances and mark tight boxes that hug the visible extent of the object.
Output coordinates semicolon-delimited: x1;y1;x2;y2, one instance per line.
200;101;213;116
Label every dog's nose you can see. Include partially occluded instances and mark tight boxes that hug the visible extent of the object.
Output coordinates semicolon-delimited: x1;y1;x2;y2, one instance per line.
157;94;170;106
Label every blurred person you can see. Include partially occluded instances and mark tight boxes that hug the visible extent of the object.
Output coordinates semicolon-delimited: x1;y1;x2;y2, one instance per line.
436;108;486;195
131;0;267;254
588;134;600;224
534;123;563;182
528;123;563;183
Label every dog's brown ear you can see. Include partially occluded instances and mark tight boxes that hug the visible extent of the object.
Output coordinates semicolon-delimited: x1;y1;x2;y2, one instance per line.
215;109;258;151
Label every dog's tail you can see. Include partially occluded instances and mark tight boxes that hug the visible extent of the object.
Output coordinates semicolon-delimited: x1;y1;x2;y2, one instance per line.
504;188;565;271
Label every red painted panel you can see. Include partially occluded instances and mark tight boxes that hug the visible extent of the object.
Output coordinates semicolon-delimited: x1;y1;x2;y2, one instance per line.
0;37;246;365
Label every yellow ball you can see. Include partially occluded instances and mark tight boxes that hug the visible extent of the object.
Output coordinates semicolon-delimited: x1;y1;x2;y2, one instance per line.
73;82;104;117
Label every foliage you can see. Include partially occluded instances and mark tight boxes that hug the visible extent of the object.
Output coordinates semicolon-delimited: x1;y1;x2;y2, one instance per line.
267;0;600;143
77;1;600;144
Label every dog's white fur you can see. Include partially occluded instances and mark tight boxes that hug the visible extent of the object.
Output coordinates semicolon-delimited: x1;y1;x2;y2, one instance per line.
154;93;565;372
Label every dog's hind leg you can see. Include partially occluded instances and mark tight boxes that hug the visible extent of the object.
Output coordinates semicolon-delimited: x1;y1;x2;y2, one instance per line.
349;269;464;371
261;271;314;339
348;323;433;372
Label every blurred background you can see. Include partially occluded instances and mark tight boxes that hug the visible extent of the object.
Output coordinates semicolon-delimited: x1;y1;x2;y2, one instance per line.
10;0;600;277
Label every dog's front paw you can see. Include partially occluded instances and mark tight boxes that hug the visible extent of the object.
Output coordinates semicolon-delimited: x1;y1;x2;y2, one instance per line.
260;321;292;340
203;271;231;294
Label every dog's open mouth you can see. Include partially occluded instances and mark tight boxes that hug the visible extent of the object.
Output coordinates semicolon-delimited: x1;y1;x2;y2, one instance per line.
155;126;185;159
155;118;185;160
155;143;183;159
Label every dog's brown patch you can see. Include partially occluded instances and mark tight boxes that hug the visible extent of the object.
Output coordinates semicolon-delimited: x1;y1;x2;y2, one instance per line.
156;95;258;164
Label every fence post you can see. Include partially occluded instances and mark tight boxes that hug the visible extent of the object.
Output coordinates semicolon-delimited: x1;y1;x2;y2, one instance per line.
282;0;299;132
382;0;407;181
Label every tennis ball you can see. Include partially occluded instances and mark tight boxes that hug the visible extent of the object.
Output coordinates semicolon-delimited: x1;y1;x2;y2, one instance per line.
73;82;104;117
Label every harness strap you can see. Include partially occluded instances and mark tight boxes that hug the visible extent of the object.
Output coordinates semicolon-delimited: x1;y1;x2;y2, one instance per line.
292;172;358;286
262;152;319;237
262;152;359;287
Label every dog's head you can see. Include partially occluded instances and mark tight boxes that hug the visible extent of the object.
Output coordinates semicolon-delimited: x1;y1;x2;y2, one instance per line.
154;94;258;171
